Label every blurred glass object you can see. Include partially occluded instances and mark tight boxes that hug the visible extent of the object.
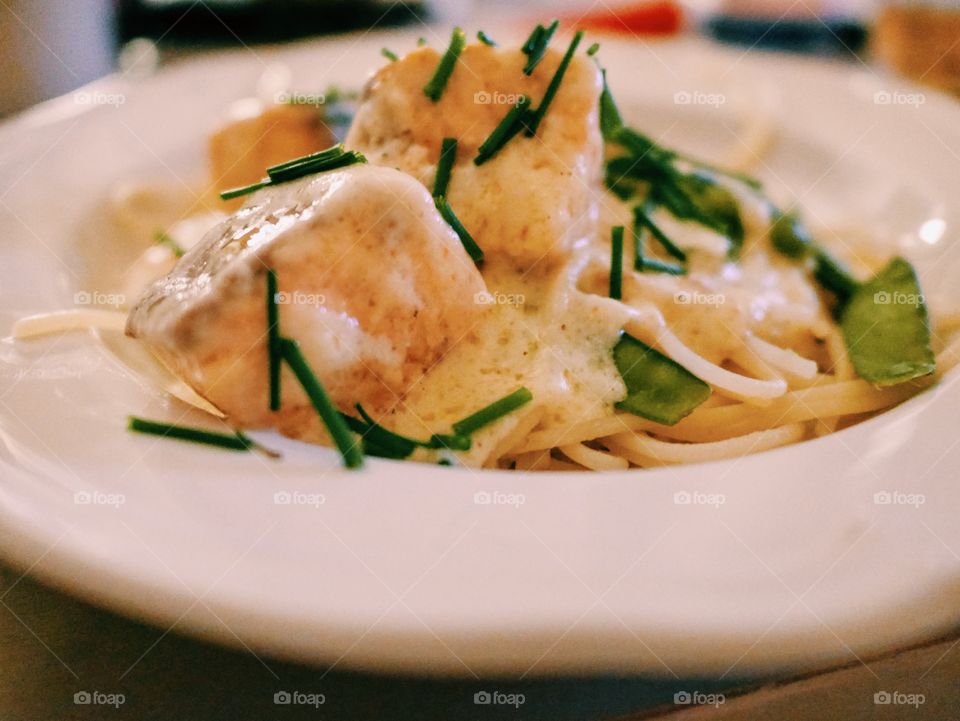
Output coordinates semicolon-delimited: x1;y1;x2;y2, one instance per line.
116;0;428;45
117;38;161;80
704;0;869;54
0;0;116;116
873;1;960;95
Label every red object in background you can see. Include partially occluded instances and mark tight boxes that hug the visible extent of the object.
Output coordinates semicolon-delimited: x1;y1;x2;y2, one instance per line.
567;1;684;36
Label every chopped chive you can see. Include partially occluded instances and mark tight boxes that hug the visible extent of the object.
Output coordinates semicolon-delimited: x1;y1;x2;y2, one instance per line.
813;246;859;309
266;269;281;411
522;19;559;75
435;197;484;265
599;69;623;141
525;30;584;136
477;30;497;46
417;37;428;46
381;47;399;62
634;207;687;262
423;27;466;102
339;414;408;460
279;338;363;468
154;230;185;257
220;179;269;201
632;225;685;275
345;405;473;458
221;146;367;201
770;211;812;259
474;96;532;165
427;433;472;451
266;150;366;184
355;404;418;458
128;416;253;452
452;387;533;436
267;145;346;174
610;226;624;300
640;257;686;275
521;24;545;54
587;42;600;56
433;137;458;198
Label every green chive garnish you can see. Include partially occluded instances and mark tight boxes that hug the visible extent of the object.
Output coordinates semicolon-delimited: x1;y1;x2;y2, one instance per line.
279;338;363;468
267;145;347;174
220;180;269;201
477;30;497;46
345;405;472;459
587;42;600;56
521;24;544;54
354;404;418;459
381;47;399;62
266;149;366;184
525;30;584;136
417;37;428;47
610;226;624;300
634;207;687;262
474;96;532;165
522;19;559;75
423;27;466;102
813;246;859;309
435;197;484;265
427;433;472;451
220;144;367;201
154;231;185;258
633;225;685;275
433;137;458;198
128;416;253;452
599;69;623;141
452;387;533;436
266;269;281;411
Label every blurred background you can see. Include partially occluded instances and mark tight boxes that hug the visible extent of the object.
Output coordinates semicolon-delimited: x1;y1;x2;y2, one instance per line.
1;0;959;118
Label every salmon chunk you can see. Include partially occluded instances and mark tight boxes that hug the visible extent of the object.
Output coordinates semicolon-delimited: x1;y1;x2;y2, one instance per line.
127;164;488;441
346;41;604;270
209;102;335;209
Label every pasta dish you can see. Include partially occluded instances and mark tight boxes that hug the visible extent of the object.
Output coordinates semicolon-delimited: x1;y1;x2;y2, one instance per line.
14;24;959;471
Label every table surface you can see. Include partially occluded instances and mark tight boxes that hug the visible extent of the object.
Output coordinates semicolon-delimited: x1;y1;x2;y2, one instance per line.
4;562;960;721
0;564;747;721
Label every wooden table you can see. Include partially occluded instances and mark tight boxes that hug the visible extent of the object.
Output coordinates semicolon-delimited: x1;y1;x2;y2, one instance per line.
2;564;958;721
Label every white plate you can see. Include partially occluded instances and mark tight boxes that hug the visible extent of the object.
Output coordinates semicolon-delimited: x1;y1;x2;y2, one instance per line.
1;31;959;678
